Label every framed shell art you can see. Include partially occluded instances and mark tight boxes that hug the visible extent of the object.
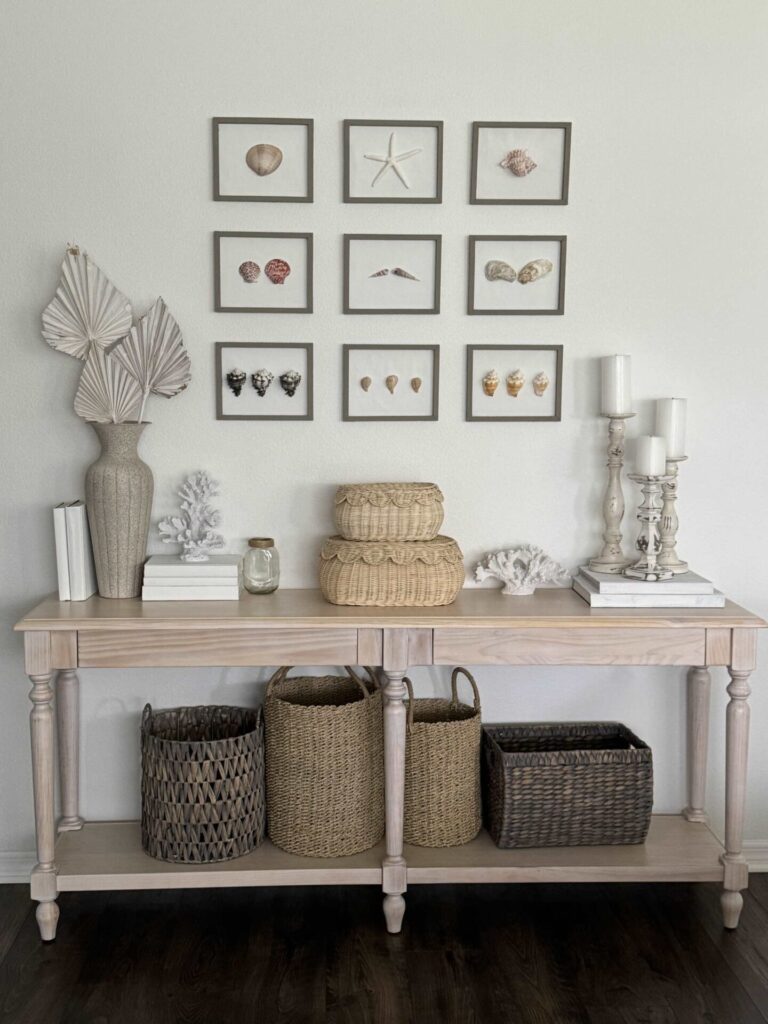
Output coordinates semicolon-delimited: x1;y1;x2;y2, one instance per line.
343;344;440;421
343;234;442;314
212;117;313;202
214;231;313;313
466;345;563;422
470;121;571;204
215;342;313;421
343;119;443;203
468;235;566;316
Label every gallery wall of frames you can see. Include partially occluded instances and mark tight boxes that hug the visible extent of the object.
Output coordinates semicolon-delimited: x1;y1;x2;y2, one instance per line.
211;117;572;424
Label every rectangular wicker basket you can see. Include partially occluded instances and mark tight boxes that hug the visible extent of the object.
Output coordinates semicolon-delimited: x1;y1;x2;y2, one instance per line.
482;722;653;849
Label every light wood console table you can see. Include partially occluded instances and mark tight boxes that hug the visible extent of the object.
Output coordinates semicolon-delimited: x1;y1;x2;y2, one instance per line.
14;588;765;941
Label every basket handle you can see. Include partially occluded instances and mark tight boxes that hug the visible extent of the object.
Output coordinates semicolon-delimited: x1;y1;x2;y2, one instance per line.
266;665;373;700
403;676;415;732
344;666;374;699
265;666;291;698
141;703;153;732
450;667;481;713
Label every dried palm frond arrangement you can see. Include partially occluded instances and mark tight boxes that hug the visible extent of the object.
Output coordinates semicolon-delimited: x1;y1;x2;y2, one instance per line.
42;244;192;422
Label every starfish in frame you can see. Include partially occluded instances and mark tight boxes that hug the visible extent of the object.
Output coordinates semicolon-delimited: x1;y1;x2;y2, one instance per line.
364;132;423;189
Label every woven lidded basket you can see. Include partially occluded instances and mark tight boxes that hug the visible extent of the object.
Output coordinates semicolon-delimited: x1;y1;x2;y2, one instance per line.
264;666;384;858
483;722;653;849
141;704;265;864
319;535;465;607
404;668;482;847
334;482;444;542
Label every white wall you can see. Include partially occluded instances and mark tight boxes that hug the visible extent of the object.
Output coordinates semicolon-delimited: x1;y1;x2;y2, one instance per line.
2;0;767;862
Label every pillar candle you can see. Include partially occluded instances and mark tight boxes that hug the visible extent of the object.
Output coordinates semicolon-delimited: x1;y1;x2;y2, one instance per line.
655;398;687;458
636;436;667;476
600;355;632;416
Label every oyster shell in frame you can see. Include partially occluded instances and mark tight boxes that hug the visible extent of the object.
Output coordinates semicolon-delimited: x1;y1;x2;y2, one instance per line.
517;258;553;284
484;259;516;283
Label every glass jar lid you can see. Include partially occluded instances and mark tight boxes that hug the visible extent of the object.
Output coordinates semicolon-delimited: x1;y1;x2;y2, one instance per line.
248;537;275;548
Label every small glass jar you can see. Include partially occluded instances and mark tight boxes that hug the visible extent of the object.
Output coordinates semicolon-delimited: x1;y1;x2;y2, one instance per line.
243;538;280;594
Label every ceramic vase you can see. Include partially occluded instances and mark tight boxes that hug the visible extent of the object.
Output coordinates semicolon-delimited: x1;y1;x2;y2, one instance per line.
85;422;153;598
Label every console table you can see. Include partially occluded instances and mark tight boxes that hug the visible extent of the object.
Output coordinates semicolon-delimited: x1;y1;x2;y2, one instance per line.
14;588;764;941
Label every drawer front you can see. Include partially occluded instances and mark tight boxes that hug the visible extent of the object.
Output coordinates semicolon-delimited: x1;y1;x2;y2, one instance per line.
78;628;360;668
433;627;706;667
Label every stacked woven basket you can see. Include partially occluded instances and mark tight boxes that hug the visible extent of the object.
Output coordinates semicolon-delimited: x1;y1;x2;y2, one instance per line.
320;483;465;607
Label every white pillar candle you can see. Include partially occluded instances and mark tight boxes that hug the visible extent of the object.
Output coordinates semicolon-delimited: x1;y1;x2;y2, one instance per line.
636;435;667;476
655;398;687;459
601;355;632;416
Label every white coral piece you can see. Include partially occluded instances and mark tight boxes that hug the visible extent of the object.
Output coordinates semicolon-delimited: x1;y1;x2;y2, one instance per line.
158;471;225;562
475;545;570;596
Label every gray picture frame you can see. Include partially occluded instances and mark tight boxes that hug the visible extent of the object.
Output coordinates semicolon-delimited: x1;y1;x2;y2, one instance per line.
343;234;442;315
215;342;314;421
214;231;313;314
465;344;563;422
467;235;567;316
212;117;314;203
342;344;440;421
470;121;571;205
343;119;444;204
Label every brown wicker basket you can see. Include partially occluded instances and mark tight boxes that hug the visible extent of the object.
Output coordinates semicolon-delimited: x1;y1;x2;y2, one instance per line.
404;668;482;847
141;704;265;864
334;483;444;542
319;535;465;607
483;722;653;849
264;666;384;858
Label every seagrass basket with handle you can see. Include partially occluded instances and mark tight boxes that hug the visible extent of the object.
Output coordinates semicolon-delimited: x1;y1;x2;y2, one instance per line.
403;667;482;848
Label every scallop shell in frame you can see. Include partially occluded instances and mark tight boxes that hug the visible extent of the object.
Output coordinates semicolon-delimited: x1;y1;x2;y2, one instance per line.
482;370;500;397
506;370;525;397
484;259;516;283
265;258;291;285
245;143;283;177
410;377;422;393
517;258;553;284
532;371;550;397
238;261;261;283
500;148;537;177
360;376;372;392
279;370;302;397
385;374;399;394
251;369;274;397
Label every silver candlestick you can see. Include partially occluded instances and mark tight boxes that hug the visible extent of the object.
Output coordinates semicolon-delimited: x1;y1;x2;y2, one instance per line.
589;413;635;574
624;473;674;581
658;455;688;575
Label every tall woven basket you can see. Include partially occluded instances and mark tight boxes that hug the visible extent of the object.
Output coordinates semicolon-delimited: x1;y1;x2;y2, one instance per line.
141;704;265;864
264;666;384;858
403;667;482;847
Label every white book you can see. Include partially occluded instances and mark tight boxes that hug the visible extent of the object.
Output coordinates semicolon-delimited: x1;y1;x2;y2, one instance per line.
142;575;239;587
143;554;241;579
65;501;97;601
573;575;725;609
53;503;71;601
142;585;240;601
579;566;715;595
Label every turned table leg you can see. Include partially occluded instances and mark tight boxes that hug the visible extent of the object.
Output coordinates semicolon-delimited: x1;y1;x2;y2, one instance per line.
721;667;752;929
683;667;711;823
382;669;407;934
29;671;59;941
56;669;84;832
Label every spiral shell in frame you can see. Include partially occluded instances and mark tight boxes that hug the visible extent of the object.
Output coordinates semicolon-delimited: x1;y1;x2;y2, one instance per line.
500;148;537;177
392;267;419;281
506;370;525;397
532;371;550;397
482;370;500;397
245;143;283;177
517;258;553;284
484;259;516;283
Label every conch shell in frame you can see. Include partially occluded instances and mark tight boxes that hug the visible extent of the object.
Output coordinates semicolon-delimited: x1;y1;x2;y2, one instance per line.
482;370;500;397
532;371;550;397
506;370;525;397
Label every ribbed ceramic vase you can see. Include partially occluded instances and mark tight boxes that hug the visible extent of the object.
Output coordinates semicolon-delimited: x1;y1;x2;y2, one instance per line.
85;422;154;598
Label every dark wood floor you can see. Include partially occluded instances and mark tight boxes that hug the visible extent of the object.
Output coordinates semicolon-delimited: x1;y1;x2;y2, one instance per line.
2;879;768;1023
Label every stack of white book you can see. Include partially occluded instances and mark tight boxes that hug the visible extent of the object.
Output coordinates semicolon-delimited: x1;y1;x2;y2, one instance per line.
142;554;242;601
573;566;725;608
53;501;97;601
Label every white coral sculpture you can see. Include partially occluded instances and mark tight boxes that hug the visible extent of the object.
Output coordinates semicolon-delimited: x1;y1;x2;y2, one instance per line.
474;545;570;597
158;471;225;562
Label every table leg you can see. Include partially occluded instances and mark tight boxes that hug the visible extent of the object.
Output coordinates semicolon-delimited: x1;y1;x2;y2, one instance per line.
29;672;59;941
56;669;84;832
683;667;711;823
382;669;407;934
721;668;751;929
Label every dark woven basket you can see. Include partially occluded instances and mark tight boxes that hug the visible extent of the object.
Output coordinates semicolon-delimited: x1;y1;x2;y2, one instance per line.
483;722;653;849
141;704;265;864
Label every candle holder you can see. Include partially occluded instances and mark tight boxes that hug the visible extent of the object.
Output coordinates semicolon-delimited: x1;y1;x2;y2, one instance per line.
589;413;635;574
624;473;674;581
658;456;688;575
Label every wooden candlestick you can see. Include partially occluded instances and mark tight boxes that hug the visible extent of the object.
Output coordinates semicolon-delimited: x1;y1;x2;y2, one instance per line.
589;413;635;574
624;473;674;582
658;456;688;575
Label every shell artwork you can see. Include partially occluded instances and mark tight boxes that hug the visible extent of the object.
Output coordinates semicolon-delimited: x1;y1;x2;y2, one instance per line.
369;269;389;278
251;369;274;397
238;261;261;283
532;371;550;397
506;370;525;397
226;369;247;397
245;143;283;177
475;545;570;597
279;370;302;397
484;260;517;283
517;258;554;284
42;246;133;360
499;148;538;177
410;377;422;393
360;376;372;392
73;346;142;423
385;374;399;394
482;370;500;397
158;470;225;562
392;267;419;281
265;258;291;285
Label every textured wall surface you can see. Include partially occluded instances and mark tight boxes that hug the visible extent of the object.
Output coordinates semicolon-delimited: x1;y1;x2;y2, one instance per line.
1;0;767;858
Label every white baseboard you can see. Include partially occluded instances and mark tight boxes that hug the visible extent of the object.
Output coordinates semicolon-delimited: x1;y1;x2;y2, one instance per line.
0;852;35;884
744;840;768;872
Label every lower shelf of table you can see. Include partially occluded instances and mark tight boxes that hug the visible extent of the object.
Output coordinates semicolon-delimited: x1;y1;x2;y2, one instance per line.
52;816;725;894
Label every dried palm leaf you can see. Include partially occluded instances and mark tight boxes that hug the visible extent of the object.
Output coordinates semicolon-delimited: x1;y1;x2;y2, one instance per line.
74;347;142;423
109;296;191;421
42;246;133;360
